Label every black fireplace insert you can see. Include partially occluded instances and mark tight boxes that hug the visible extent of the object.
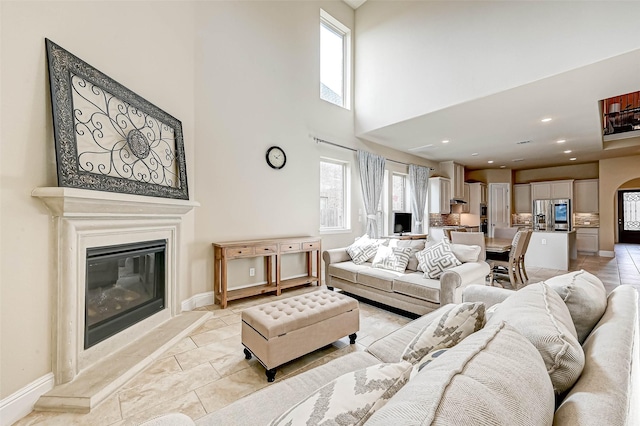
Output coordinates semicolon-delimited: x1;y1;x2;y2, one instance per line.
85;239;166;348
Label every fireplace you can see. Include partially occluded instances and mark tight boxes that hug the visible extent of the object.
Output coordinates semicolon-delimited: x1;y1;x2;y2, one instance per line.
85;240;166;348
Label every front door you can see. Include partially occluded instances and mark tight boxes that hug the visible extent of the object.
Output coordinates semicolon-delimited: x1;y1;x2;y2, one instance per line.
618;190;640;243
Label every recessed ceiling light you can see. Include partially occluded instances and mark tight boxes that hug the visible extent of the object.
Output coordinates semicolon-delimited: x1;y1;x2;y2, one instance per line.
471;153;479;156
569;157;577;161
488;160;494;164
556;139;566;144
442;140;450;144
564;150;572;154
512;158;524;162
500;165;506;168
541;118;552;123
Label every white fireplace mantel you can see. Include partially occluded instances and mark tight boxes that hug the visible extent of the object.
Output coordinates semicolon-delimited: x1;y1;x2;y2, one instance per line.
32;187;200;399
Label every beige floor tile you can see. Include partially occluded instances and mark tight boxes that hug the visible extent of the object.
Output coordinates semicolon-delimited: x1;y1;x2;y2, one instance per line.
195;367;268;413
220;313;242;325
121;356;183;391
118;362;220;418
160;337;198;358
190;323;241;347
189;318;228;336
111;391;206;425
175;335;241;370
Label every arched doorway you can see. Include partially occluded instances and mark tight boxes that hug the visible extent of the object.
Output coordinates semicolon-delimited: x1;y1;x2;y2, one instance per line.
617;178;640;244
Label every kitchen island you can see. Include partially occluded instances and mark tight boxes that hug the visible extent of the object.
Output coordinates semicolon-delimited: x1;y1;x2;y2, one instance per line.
524;230;577;271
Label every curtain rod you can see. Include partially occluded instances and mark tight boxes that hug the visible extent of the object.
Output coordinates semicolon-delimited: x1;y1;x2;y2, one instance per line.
313;137;435;170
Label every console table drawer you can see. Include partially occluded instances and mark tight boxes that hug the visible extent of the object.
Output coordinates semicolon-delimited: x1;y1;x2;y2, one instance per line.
255;244;278;254
302;241;321;251
280;243;301;252
226;246;255;258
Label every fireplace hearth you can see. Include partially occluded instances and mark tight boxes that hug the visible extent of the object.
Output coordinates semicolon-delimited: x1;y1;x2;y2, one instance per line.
85;240;166;348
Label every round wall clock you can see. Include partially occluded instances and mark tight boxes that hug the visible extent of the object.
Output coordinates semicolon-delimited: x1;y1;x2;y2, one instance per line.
266;146;286;169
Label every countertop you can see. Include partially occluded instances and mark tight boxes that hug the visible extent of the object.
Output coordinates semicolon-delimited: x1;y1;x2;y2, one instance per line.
574;225;600;228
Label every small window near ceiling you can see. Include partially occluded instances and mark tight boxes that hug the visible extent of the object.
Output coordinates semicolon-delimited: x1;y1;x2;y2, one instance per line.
320;158;350;232
320;9;351;109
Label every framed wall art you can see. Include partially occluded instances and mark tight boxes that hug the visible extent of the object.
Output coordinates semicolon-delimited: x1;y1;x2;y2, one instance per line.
45;38;189;199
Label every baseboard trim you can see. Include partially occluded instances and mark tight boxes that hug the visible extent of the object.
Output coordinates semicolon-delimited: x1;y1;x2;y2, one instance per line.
0;373;54;426
599;250;615;258
181;291;214;311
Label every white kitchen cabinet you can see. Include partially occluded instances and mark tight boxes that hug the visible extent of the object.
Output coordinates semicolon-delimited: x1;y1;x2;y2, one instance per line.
462;183;470;213
513;184;531;213
530;180;574;200
429;177;451;214
576;228;599;253
440;161;465;199
574;179;599;213
467;182;487;216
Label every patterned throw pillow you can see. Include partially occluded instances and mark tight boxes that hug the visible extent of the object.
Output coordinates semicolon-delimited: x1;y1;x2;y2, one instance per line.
409;348;448;379
372;246;414;272
269;361;413;426
450;243;482;263
416;240;461;279
346;235;382;265
402;302;485;364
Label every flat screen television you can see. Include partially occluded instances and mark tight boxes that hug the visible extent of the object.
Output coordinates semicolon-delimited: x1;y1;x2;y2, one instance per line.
393;212;412;235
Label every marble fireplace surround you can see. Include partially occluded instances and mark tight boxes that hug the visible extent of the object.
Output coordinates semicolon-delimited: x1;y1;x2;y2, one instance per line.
32;187;206;412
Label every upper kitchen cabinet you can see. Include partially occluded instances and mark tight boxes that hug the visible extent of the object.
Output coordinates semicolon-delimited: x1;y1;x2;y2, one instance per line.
440;161;465;199
462;183;470;213
530;180;574;200
429;177;451;214
513;184;531;213
467;182;487;216
574;179;599;213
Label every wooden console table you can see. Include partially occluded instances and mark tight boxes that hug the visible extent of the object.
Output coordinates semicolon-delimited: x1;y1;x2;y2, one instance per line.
212;236;321;308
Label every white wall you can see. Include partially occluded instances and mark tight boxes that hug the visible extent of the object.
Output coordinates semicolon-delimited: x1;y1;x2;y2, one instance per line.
354;1;640;135
0;0;436;403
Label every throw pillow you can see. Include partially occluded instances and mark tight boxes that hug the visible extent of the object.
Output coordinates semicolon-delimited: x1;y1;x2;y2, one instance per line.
409;348;448;379
392;239;426;271
346;235;382;265
450;243;482;263
486;282;585;394
372;246;414;272
402;302;485;364
545;270;607;343
269;361;413;426
366;322;555;426
415;239;437;272
416;240;461;279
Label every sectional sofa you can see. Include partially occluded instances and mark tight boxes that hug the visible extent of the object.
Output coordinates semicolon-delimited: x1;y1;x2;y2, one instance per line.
189;270;639;426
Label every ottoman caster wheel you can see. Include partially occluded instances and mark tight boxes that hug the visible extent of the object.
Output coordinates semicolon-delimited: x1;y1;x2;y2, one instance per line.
266;368;277;382
349;333;357;344
244;348;252;360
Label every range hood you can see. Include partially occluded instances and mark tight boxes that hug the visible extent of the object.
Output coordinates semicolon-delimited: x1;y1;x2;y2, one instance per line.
450;198;467;205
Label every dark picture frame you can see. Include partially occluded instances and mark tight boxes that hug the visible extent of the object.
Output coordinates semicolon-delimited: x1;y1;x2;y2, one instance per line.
45;39;189;200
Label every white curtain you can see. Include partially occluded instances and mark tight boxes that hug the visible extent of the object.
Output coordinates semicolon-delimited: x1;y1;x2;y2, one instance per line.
409;164;430;234
357;150;386;238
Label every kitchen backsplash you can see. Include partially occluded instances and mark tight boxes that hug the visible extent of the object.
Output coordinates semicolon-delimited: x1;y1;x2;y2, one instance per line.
429;213;461;227
512;213;533;225
574;213;599;227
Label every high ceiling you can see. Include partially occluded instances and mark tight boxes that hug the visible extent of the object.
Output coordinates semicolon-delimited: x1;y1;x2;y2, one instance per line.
358;48;640;171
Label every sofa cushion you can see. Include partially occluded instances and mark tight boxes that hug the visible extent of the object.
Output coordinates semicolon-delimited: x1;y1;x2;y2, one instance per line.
356;268;398;292
372;245;413;272
328;261;372;284
409;348;448;379
416;240;461;279
487;282;585;393
346;235;384;264
366;322;555;426
269;361;412;426
392;272;441;303
545;269;607;343
391;239;427;271
402;301;485;363
450;243;482;263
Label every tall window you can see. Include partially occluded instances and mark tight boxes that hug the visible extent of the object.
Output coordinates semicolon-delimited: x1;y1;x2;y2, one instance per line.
320;159;350;231
392;173;409;212
320;9;351;109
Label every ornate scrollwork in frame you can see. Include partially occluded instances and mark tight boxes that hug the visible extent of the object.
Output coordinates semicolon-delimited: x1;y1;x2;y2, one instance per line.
45;39;189;200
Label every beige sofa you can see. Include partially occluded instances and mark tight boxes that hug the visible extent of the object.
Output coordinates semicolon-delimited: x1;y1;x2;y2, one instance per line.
192;272;639;426
323;238;491;315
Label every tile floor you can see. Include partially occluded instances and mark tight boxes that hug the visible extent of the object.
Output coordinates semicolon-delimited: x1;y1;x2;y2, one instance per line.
15;244;640;425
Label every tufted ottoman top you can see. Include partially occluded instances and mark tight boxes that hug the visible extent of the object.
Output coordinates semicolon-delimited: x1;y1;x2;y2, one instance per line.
241;290;358;339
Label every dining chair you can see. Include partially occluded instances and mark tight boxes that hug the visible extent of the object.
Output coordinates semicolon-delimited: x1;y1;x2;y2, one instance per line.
516;229;533;284
450;231;486;261
492;229;530;289
493;227;519;240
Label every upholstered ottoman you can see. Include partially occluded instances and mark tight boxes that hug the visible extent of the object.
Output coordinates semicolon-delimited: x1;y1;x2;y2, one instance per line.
241;289;359;382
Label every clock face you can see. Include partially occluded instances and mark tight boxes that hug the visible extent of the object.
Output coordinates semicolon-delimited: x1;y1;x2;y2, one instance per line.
266;146;286;169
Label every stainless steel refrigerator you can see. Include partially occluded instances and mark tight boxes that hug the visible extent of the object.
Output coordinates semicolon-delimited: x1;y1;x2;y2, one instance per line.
533;199;571;231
